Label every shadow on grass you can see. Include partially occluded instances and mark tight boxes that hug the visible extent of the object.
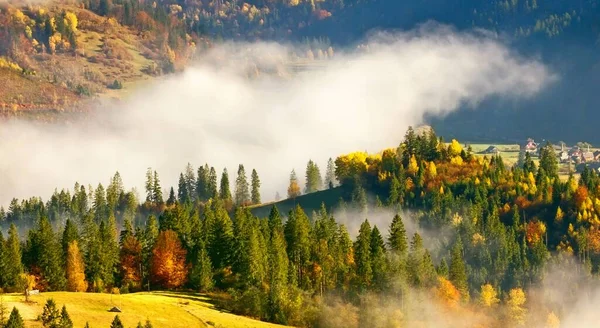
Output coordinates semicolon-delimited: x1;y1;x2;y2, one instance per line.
140;291;230;313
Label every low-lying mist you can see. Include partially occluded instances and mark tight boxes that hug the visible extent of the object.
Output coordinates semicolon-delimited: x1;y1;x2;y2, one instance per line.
0;23;552;206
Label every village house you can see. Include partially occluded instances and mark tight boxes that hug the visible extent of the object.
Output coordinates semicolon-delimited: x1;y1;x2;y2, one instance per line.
522;138;538;154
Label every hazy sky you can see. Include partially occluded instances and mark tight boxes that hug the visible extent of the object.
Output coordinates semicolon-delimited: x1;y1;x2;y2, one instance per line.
0;24;553;206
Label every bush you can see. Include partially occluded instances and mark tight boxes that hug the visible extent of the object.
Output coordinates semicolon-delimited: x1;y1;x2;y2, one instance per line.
108;79;123;90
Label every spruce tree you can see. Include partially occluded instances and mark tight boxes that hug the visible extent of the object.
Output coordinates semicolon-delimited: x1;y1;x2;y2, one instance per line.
145;168;154;203
234;165;250;206
370;226;387;290
304;160;323;193
354;219;373;290
61;219;79;256
388;214;408;256
111;315;124;328
177;173;189;204
324;158;336;189
5;307;24;328
251;169;261;205
152;171;163;205
184;163;196;201
449;237;469;300
35;218;66;290
196;165;209;201
59;305;73;328
166;187;176;206
284;205;311;287
5;224;23;288
190;240;213;292
437;258;449;278
266;206;289;323
93;184;108;223
41;299;60;327
144;319;153;328
208;167;218;200
219;168;232;201
287;170;301;199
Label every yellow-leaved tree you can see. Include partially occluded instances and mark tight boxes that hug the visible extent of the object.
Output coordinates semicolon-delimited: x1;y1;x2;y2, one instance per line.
66;241;88;292
407;154;419;175
436;277;460;309
507;288;527;326
427;161;437;179
479;283;499;307
545;312;560;328
448;139;463;157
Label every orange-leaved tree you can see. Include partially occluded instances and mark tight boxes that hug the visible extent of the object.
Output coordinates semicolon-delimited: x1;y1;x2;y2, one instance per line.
66;241;88;292
120;234;143;289
151;230;188;289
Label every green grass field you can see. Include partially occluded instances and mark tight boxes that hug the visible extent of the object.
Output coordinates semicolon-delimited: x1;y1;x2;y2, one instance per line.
249;187;344;218
2;292;290;328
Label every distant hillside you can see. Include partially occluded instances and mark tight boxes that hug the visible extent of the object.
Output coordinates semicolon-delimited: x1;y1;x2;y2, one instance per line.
249;187;344;218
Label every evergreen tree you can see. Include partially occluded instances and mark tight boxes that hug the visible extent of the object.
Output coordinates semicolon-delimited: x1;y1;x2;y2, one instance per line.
266;206;289;323
437;258;449;278
0;231;5;288
449;237;469;300
152;171;164;205
219;168;232;201
93;184;108;223
407;232;425;286
208;167;218;200
166;187;176;206
539;142;559;179
370;226;387;290
304;160;323;193
61;219;79;256
106;172;124;213
284;205;311;287
59;305;73;328
184;163;196;201
41;299;60;327
34;218;66;290
354;219;373;290
177;173;190;204
388;214;408;256
196;165;209;201
234;165;250;206
5;307;24;328
145;168;154;203
251;169;261;205
110;315;124;328
190;240;213;292
324;158;336;189
5;224;23;288
144;319;153;328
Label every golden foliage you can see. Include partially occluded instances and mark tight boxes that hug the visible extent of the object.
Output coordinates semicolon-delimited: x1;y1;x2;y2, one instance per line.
472;233;485;246
0;57;22;72
450;156;463;166
479;284;499;307
66;241;88;292
436;277;461;309
407;154;419;175
555;207;564;223
64;12;78;32
526;220;547;245
545;311;560;328
575;186;589;210
448;139;463;157
151;230;188;289
427;161;437;179
507;288;527;326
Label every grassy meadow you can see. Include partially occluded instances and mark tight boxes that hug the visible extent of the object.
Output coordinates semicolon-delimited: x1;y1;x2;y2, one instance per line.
2;291;290;328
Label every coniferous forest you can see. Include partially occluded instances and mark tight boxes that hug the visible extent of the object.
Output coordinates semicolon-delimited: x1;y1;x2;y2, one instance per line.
1;126;600;327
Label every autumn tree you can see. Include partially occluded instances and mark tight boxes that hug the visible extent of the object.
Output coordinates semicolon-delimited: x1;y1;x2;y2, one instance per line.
479;283;499;307
287;170;301;199
66;241;87;292
151;230;188;289
507;288;527;326
436;277;460;309
120;234;143;289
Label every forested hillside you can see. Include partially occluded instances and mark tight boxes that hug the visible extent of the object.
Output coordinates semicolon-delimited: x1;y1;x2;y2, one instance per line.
1;127;599;327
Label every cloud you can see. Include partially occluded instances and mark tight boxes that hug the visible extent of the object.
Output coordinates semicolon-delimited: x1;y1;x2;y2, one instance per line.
0;23;552;206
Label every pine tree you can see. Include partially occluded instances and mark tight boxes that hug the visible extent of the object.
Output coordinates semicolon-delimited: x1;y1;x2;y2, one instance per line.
190;240;213;292
305;160;323;193
370;226;387;290
284;205;311;287
41;299;60;327
287;170;301;199
208;167;218;199
449;237;469;300
111;315;124;328
234;165;250;206
59;305;73;328
144;319;153;328
266;206;289;323
93;184;108;223
184;163;196;201
437;258;449;278
145;168;154;203
66;241;88;292
177;173;190;204
219;168;232;201
5;307;24;328
251;169;261;205
196;165;209;201
34;217;66;290
61;219;79;256
152;171;163;205
166;187;176;206
388;214;408;256
5;224;23;288
354;219;373;290
324;158;336;189
107;172;124;212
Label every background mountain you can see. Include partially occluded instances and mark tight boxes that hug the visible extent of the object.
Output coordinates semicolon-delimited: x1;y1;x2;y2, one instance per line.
1;0;599;142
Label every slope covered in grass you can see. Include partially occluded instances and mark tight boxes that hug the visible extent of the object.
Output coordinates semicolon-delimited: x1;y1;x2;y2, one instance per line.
3;291;290;328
